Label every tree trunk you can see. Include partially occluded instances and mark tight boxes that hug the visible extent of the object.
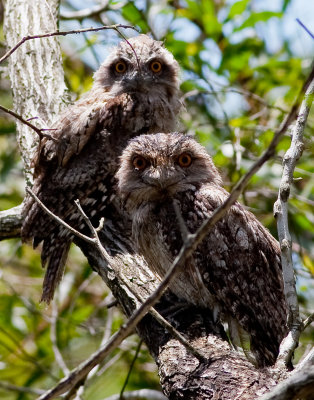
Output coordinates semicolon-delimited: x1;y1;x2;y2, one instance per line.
3;0;68;185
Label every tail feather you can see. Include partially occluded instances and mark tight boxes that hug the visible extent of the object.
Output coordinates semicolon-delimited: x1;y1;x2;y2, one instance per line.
40;239;71;303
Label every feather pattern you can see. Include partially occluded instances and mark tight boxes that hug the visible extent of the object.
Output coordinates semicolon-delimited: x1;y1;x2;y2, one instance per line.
22;36;181;303
116;132;288;367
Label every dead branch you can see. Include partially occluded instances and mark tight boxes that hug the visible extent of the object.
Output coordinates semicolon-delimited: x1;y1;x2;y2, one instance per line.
274;73;314;368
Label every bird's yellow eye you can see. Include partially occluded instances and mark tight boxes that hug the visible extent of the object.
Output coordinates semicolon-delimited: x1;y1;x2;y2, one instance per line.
178;153;192;168
132;156;147;171
150;60;162;73
115;61;127;73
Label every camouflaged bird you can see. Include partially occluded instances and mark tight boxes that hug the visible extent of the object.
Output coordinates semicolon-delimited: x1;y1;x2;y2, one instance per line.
116;132;288;367
22;36;181;303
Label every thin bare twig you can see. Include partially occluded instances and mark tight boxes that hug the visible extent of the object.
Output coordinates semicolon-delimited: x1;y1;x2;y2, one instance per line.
26;189;95;246
113;29;142;72
50;300;70;375
0;381;44;395
0;24;138;65
274;72;314;368
296;18;314;39
119;340;143;399
172;200;189;242
63;378;87;400
182;88;287;113
303;312;314;331
0;104;54;139
145;304;206;363
97;350;124;376
74;200;111;262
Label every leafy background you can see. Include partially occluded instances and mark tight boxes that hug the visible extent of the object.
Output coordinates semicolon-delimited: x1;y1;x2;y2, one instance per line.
0;0;313;398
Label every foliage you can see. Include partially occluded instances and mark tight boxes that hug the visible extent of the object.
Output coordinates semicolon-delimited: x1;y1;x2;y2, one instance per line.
0;0;313;398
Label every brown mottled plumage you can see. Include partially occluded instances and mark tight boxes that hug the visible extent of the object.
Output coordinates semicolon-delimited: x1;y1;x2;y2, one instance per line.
116;132;288;367
22;35;181;303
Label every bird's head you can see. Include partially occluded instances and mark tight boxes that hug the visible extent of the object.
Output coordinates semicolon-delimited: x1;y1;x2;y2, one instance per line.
116;133;222;211
94;35;180;99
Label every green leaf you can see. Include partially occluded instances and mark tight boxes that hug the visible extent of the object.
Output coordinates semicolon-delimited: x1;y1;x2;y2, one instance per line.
234;11;283;31
201;0;222;36
228;0;250;19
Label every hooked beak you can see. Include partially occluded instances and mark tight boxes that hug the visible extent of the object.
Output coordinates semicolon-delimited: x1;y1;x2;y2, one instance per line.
144;168;183;191
122;70;153;92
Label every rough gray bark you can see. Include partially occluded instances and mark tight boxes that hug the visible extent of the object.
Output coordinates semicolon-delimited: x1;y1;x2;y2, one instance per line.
3;0;68;185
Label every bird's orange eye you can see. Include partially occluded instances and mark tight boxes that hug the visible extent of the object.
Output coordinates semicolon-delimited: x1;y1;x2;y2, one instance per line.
178;153;192;168
150;61;162;73
132;156;147;171
115;61;127;73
